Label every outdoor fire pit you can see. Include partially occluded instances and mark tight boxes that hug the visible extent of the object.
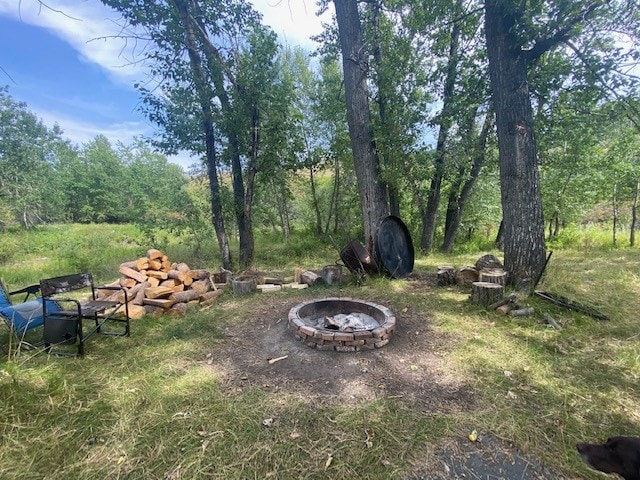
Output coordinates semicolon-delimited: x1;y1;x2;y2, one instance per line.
288;297;396;351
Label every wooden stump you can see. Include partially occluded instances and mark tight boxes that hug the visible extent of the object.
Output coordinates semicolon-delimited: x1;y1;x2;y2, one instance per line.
437;266;455;286
456;266;479;286
471;281;504;306
232;277;256;295
479;268;507;286
322;265;342;285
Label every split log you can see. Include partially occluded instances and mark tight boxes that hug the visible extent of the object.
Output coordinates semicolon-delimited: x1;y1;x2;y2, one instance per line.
144;286;174;299
189;280;209;296
175;263;191;272
479;269;507;286
119;266;148;283
160;278;181;288
455;266;479;286
301;270;320;286
488;294;517;311
169;289;201;304
437;266;456;286
161;260;172;272
136;257;150;271
133;282;150;305
200;290;223;305
144;305;165;317
496;304;513;315
147;277;161;288
257;284;282;292
148;259;162;271
167;270;187;282
470;281;504;306
166;303;188;317
120;277;137;288
147;270;168;280
294;267;303;284
142;298;174;309
125;303;146;320
188;269;211;280
146;248;164;260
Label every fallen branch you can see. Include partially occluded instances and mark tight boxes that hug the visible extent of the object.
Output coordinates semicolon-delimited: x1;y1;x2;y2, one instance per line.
267;355;288;365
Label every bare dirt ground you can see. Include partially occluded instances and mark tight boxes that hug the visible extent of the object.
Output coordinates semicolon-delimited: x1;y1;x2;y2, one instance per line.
210;275;572;479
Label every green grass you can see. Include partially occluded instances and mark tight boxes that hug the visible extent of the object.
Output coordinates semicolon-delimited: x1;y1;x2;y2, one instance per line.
1;224;639;478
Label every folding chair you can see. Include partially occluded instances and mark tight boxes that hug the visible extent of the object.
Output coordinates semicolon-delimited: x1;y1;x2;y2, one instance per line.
0;279;60;355
40;273;130;357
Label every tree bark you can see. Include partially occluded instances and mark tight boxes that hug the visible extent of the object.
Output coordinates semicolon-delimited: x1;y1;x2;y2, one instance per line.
333;0;389;255
631;178;639;247
485;0;547;288
172;0;231;269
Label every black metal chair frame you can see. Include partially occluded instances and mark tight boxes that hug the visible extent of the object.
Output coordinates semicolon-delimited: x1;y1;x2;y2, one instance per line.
41;273;130;357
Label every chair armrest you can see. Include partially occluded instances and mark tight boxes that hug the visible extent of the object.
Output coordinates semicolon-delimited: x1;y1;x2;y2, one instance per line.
45;297;82;316
9;284;40;301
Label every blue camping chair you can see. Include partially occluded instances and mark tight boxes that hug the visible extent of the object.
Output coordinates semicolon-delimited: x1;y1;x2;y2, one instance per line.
0;280;60;355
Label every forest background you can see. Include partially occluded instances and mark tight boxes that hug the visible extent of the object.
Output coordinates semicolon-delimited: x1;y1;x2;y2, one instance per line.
1;0;639;267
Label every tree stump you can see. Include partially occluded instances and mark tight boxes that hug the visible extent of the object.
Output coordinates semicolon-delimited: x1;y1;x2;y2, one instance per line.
479;268;507;287
455;266;479;286
471;281;504;306
322;265;342;285
437;266;455;286
232;277;256;295
475;254;503;270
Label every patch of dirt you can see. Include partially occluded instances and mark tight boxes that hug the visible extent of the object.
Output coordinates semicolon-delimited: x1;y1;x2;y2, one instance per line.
215;289;472;412
208;276;576;479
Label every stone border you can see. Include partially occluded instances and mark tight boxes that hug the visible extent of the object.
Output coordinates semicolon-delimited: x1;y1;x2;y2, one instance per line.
288;297;396;351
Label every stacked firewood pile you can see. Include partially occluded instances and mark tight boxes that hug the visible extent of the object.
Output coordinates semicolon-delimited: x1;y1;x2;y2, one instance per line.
100;249;223;318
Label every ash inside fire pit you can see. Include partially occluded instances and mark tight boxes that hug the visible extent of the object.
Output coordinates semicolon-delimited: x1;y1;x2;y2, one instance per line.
318;313;380;331
288;297;396;351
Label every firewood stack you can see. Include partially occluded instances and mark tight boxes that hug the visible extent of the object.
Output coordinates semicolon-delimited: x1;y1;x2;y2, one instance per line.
99;249;223;318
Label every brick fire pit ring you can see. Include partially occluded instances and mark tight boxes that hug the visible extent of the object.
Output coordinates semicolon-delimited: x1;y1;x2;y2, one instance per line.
288;297;396;352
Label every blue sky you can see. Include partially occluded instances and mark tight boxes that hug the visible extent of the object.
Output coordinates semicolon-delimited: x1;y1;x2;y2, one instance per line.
0;0;329;169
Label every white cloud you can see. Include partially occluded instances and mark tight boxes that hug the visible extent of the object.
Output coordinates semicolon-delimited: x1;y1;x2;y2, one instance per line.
0;0;147;83
252;0;332;50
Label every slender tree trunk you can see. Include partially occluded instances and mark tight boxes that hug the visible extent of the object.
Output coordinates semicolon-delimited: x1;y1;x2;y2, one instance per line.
485;0;546;288
369;1;399;217
441;109;493;253
309;165;323;235
173;0;231;269
240;105;259;267
325;155;340;234
421;9;461;252
333;0;388;256
612;183;619;248
631;178;639;247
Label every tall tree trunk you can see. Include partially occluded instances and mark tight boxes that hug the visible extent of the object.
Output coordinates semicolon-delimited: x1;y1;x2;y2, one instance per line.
485;0;546;288
186;4;252;268
612;183;619;248
441;109;493;253
309;165;323;235
240;105;259;267
369;1;399;217
173;0;231;269
631;178;639;247
421;17;461;252
333;0;388;256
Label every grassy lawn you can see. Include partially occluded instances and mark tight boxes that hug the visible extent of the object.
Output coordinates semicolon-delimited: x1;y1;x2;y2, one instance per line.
1;225;639;479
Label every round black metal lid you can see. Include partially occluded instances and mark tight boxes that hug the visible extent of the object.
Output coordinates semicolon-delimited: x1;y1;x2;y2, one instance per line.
375;216;414;278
